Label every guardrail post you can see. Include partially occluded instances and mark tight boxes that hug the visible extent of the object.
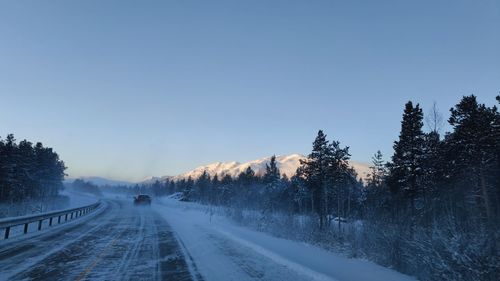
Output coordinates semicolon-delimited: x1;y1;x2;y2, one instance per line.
65;214;68;221
49;217;53;226
58;216;61;224
38;220;43;231
24;223;29;234
4;227;10;239
70;212;73;219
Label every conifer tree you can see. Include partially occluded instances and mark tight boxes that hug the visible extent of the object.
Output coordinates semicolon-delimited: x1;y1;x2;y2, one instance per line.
263;155;281;213
219;174;233;205
238;166;256;185
0;135;17;201
196;170;211;202
0;135;66;202
326;139;352;228
182;176;195;201
298;130;352;228
446;95;499;223
212;174;219;186
367;150;386;188
387;101;425;211
421;131;442;196
264;155;280;185
210;174;220;204
298;130;330;228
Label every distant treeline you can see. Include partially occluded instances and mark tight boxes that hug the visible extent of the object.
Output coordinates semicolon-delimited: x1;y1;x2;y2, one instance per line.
0;134;66;202
135;95;499;281
70;179;102;197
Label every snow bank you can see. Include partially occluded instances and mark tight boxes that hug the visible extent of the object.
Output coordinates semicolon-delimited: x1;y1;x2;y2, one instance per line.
153;198;417;281
0;189;99;220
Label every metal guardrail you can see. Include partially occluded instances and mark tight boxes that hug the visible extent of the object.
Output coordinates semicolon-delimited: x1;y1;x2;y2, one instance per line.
0;201;101;239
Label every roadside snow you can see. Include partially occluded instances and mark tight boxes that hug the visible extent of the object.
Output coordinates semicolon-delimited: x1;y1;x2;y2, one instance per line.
153;198;417;281
60;189;99;208
0;190;100;240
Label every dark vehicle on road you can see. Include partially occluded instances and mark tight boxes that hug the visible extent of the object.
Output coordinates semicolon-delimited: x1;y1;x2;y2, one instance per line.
134;194;152;206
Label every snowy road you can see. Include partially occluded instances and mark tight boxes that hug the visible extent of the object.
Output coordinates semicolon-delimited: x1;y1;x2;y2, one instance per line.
0;200;199;281
0;198;416;281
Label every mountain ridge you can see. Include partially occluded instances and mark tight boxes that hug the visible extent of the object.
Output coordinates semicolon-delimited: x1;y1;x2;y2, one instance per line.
145;154;371;183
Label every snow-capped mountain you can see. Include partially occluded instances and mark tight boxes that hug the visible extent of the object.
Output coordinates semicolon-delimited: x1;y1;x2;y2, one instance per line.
149;154;371;183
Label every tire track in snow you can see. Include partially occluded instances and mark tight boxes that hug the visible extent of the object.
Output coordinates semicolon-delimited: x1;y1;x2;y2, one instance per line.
1;200;203;281
115;209;145;281
153;212;203;281
5;201;127;280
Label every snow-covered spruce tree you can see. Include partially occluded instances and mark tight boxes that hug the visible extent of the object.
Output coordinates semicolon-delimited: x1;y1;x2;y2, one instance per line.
298;130;353;230
325;139;353;231
419;130;443;225
33;142;66;198
383;102;426;272
236;166;257;207
298;130;330;229
289;174;309;214
387;101;425;217
445;95;499;226
264;155;280;184
416;95;500;281
210;173;219;205
367;150;386;188
278;173;296;213
263;155;281;213
195;170;211;203
443;96;499;279
181;176;195;201
362;150;391;220
15;140;35;200
0;134;18;201
218;174;233;206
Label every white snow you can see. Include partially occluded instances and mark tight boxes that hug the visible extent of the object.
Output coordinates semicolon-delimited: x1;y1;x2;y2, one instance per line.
148;154;372;183
153;198;417;281
0;199;106;242
60;189;100;209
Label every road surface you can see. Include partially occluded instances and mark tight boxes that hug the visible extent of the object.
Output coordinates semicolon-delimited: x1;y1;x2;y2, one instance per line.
0;200;201;281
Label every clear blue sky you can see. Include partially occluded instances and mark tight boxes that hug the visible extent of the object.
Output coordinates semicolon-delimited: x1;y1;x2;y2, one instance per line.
1;0;499;182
